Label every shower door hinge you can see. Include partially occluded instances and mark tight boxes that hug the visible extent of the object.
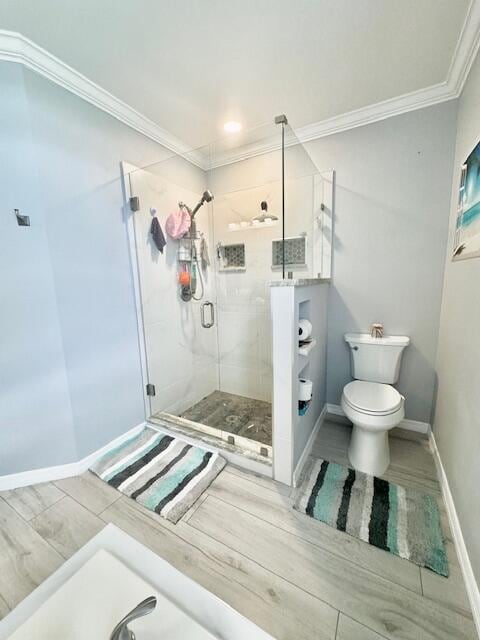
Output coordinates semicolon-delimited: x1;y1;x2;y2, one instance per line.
146;383;156;397
129;196;140;212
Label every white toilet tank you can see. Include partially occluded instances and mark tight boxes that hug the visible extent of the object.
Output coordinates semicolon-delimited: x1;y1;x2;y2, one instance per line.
345;333;410;383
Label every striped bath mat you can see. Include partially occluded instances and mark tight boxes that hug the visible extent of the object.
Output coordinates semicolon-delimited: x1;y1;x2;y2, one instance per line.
294;458;448;576
90;427;226;523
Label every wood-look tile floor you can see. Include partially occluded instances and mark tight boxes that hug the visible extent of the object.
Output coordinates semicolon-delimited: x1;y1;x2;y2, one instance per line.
0;420;476;640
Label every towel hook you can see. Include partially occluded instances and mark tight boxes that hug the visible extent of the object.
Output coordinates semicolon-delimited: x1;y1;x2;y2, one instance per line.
14;209;30;227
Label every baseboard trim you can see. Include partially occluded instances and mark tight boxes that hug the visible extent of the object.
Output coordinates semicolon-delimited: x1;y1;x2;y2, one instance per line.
293;404;327;487
400;418;431;434
429;432;480;636
326;403;349;420
326;403;430;435
0;422;146;491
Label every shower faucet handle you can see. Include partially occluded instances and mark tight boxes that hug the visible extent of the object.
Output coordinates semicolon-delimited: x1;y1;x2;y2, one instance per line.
110;596;157;640
201;301;215;328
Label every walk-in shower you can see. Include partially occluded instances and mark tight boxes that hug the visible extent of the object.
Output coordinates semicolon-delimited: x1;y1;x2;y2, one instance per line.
122;116;331;469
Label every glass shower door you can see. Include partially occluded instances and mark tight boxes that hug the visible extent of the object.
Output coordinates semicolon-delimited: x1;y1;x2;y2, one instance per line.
126;163;220;421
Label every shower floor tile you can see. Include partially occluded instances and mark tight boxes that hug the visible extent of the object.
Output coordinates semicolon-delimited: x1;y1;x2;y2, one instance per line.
180;390;272;446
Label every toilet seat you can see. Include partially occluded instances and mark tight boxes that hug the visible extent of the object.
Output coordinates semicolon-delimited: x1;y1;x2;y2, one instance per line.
343;381;403;416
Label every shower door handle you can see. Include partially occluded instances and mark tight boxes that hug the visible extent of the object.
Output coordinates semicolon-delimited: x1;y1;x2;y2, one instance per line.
201;301;215;328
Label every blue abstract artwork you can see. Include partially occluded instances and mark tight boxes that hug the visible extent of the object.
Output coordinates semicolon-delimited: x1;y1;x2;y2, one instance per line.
453;140;480;260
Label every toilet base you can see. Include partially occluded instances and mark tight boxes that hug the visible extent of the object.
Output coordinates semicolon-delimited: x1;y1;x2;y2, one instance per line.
348;424;390;476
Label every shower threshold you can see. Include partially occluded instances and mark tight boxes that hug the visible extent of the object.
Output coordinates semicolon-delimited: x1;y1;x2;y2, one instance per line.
149;391;272;462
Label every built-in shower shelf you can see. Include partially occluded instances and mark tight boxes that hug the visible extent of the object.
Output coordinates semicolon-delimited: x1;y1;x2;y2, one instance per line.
298;338;316;357
228;221;278;231
218;266;247;272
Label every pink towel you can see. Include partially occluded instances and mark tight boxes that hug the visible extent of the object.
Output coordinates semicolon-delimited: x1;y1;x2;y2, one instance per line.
165;208;191;239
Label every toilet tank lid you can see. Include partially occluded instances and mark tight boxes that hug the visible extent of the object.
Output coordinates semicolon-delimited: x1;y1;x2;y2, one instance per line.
345;333;410;347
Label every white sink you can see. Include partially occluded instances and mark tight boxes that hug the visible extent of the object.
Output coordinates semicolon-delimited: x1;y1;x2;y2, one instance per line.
0;525;275;640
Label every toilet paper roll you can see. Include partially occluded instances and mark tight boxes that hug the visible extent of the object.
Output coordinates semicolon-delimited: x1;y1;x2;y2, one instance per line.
298;318;312;340
299;378;313;401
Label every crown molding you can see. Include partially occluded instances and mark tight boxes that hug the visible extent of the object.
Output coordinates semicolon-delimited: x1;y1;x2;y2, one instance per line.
207;81;455;169
0;29;206;168
208;0;480;168
294;81;455;145
1;0;480;171
293;0;480;148
447;0;480;95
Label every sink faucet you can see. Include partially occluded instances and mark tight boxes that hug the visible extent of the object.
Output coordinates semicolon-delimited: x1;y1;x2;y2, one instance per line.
110;596;157;640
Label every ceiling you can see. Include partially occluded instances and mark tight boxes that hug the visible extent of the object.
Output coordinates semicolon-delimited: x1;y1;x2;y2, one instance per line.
0;0;472;150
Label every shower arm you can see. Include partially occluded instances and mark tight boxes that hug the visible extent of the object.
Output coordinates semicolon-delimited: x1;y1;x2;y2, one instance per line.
179;191;214;220
191;201;203;217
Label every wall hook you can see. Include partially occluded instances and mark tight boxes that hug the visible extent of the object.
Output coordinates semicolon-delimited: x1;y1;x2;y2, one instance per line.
15;209;30;227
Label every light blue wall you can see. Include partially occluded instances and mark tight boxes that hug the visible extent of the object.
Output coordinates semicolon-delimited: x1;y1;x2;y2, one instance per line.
0;62;205;473
304;102;458;423
434;49;480;584
0;64;76;473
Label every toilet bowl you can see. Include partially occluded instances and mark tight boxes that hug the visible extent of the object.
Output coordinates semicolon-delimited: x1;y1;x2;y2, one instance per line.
343;333;409;476
341;380;404;475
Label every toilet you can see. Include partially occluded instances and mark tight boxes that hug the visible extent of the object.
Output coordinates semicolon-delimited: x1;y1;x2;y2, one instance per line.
341;333;410;476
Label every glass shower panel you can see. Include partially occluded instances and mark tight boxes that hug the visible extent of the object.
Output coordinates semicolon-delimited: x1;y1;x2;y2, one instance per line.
203;122;282;450
282;123;332;279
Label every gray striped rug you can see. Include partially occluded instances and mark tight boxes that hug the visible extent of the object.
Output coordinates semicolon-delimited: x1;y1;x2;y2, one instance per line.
90;427;226;523
294;458;448;576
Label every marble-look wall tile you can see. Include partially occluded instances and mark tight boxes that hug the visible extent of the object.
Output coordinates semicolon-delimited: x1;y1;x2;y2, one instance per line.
217;310;259;369
219;364;269;402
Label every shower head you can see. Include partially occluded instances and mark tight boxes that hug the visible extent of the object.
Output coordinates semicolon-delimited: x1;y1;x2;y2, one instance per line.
191;189;214;216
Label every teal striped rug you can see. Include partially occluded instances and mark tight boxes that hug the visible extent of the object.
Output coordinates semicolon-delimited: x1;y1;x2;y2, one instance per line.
294;458;448;576
90;427;226;523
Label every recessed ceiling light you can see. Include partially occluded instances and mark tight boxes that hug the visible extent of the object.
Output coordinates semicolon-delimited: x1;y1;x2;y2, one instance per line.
223;121;242;133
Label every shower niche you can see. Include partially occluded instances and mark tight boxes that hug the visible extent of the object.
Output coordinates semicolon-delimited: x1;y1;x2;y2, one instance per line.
217;243;246;271
272;235;307;270
122;116;334;481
